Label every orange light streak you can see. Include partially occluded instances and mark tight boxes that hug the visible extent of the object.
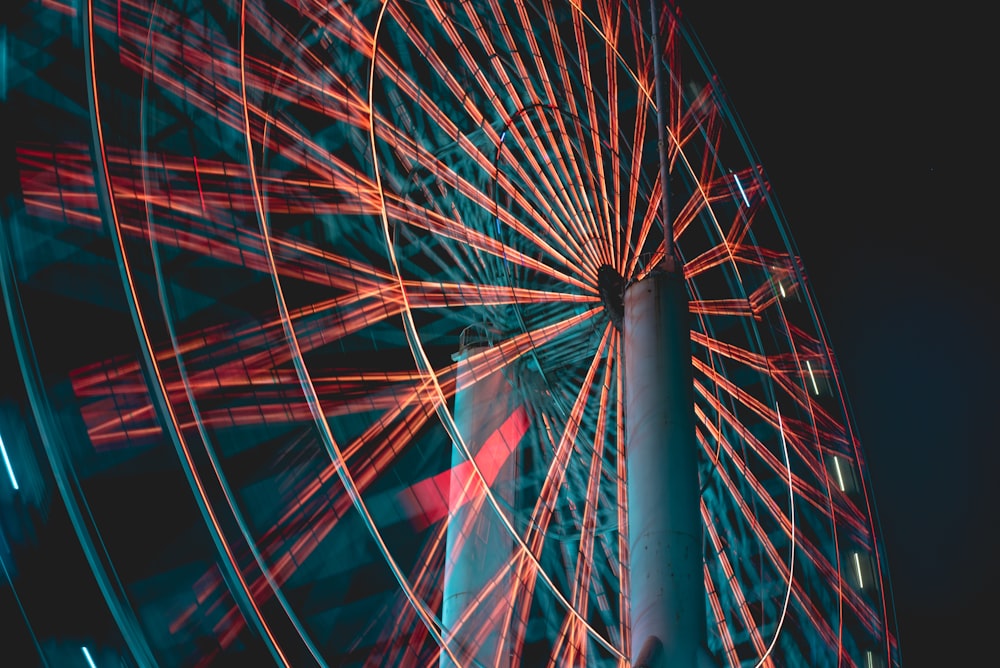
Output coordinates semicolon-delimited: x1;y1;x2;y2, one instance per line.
495;112;607;278
705;561;740;668
536;0;614;267
502;323;612;663
501;0;614;274
613;329;631;658
702;501;772;663
693;356;827;487
597;0;624;270
694;400;867;540
702;435;842;651
569;3;618;268
547;341;614;667
456;307;601;387
375;111;597;279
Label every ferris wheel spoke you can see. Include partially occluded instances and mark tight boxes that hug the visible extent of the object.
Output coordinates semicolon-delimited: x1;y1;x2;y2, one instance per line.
484;59;605;260
501;0;626;273
128;17;370;184
695;389;884;652
692;360;828;495
71;263;440;461
704;561;740;668
454;307;601;385
163;375;445;659
412;0;612;273
498;323;613;660
531;0;608;250
380;3;492;131
387;194;596;291
593;12;623;270
375;108;595;280
593;2;624;271
144;3;360;129
672;182;716;244
112;6;378;201
401;279;594;308
723;169;769;236
565;1;618;264
492;126;601;278
384;0;547;161
618;96;653;276
701;502;774;663
694;386;869;545
499;114;606;274
612;327;632;656
666;77;720;173
623;176;662;278
240;0;362;98
691;329;821;430
546;334;616;667
495;122;607;279
700;445;843;659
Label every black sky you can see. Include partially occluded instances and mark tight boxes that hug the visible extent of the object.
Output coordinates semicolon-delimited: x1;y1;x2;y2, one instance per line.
679;2;997;665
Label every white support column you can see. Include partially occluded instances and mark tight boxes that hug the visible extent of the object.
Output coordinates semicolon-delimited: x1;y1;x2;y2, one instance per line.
624;268;708;668
440;341;519;668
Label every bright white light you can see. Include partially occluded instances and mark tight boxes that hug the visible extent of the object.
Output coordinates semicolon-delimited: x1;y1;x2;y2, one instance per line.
734;174;750;207
806;360;820;395
82;647;97;668
832;456;846;492
753;403;795;667
853;551;864;589
778;281;786;298
866;651;875;668
0;433;18;491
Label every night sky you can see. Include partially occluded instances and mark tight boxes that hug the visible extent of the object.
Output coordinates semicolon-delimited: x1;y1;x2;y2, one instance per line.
680;2;997;665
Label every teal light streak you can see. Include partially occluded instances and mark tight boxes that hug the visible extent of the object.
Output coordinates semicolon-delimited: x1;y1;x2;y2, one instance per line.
0;433;17;490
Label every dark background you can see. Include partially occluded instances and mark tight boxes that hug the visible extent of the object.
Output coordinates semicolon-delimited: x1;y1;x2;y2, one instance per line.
681;1;997;665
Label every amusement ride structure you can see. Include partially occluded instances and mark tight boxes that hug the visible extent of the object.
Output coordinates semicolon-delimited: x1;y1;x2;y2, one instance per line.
0;0;900;666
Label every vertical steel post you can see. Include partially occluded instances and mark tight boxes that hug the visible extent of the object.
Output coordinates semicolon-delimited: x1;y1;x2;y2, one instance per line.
622;1;709;666
624;270;706;668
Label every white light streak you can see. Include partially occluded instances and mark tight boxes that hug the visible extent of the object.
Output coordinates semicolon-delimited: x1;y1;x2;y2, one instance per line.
754;403;795;667
0;433;18;491
832;456;846;492
853;551;864;589
778;281;786;298
806;360;820;395
734;174;750;207
82;647;97;668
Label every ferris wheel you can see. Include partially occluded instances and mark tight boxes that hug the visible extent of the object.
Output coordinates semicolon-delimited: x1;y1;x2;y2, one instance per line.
0;0;899;666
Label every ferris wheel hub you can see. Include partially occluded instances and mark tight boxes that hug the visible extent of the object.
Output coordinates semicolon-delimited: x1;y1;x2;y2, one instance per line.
597;264;626;331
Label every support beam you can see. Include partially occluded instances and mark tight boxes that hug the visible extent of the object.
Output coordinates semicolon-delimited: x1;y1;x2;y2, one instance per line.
624;268;708;668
